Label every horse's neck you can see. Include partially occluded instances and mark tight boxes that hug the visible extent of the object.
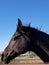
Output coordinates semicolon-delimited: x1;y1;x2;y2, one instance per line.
33;44;49;63
31;28;49;56
31;39;49;63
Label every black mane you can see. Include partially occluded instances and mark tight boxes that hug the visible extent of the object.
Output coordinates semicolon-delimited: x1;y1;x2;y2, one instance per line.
22;26;49;40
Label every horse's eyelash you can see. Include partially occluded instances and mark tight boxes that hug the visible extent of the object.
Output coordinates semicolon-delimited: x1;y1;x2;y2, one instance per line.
14;34;22;40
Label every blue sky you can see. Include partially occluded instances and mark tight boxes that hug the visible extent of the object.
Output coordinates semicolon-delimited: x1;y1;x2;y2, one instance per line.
0;0;49;52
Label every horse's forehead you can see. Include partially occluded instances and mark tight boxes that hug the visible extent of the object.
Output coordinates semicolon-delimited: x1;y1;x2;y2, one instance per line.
15;31;20;35
8;32;19;46
12;32;19;38
4;31;21;52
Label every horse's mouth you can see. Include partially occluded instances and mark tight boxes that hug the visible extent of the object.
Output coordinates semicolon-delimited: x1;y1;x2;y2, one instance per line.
4;59;10;64
1;55;10;64
3;52;19;64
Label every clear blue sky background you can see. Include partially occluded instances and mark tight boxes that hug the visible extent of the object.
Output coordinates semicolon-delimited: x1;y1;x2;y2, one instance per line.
0;0;49;52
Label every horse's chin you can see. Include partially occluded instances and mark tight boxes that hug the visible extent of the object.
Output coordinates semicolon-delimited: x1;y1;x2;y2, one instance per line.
3;56;11;64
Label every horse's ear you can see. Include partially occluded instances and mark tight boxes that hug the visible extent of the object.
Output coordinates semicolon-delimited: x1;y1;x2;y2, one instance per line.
17;18;22;31
18;18;22;27
28;22;31;27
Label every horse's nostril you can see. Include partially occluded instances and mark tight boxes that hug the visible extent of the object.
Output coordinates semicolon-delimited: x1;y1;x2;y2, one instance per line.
1;53;4;61
1;56;3;61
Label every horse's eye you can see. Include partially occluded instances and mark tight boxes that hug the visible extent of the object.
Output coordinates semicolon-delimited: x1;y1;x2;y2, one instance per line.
14;36;17;40
14;34;22;40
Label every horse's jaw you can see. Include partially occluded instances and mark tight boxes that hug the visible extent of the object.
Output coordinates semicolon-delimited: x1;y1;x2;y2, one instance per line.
1;52;19;64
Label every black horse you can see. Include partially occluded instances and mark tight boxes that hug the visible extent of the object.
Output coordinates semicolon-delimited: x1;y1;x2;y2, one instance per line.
1;19;49;64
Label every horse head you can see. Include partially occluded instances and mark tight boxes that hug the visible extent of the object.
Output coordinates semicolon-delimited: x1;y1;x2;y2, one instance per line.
1;19;30;64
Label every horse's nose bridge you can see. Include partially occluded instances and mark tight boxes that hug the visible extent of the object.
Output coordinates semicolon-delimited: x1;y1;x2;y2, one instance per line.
5;53;8;57
7;49;14;56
